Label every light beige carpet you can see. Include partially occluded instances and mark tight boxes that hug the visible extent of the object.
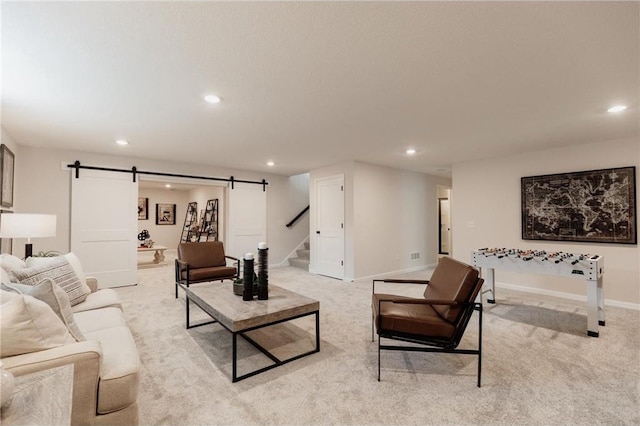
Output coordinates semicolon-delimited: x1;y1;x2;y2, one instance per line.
116;253;639;425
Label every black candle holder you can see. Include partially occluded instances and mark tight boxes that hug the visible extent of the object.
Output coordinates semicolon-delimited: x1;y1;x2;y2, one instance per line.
242;255;254;301
257;247;269;300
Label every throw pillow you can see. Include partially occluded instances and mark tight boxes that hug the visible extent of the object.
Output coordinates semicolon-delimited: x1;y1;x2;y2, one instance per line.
26;253;90;292
1;267;13;284
2;279;85;342
12;256;90;306
0;254;26;278
0;290;75;358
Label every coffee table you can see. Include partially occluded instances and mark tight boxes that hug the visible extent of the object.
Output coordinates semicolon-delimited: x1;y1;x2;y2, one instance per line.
184;282;320;382
137;245;167;264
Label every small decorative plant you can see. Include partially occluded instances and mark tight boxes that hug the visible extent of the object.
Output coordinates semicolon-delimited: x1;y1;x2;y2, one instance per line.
33;250;62;257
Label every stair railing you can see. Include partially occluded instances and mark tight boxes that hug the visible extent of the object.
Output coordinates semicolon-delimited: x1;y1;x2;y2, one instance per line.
285;205;310;228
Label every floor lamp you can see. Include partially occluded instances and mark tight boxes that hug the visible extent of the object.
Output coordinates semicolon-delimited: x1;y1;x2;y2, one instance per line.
0;213;57;258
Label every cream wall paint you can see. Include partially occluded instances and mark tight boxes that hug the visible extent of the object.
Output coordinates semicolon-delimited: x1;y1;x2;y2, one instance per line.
452;137;639;306
310;161;451;281
274;173;310;264
137;187;190;248
353;162;450;279
12;144;308;264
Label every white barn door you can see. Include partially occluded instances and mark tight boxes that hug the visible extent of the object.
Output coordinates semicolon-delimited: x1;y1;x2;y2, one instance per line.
71;169;138;288
314;175;344;279
227;183;267;259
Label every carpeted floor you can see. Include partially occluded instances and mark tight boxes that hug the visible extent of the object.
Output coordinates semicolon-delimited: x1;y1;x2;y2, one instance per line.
117;252;640;425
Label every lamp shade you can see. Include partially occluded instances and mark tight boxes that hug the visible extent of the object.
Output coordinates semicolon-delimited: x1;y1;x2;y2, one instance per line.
0;214;57;239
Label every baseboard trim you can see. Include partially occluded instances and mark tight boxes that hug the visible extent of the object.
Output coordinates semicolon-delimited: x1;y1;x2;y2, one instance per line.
354;264;433;283
495;281;640;311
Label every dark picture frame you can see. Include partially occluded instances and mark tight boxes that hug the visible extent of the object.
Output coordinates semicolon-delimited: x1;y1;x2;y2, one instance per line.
138;197;149;220
0;144;15;208
156;203;176;225
522;166;637;244
0;210;13;254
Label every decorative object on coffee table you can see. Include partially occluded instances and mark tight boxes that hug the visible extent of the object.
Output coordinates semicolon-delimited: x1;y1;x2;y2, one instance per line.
242;253;254;301
257;242;269;300
137;229;152;247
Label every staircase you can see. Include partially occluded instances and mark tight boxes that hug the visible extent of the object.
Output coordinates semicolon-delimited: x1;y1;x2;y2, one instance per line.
288;241;310;271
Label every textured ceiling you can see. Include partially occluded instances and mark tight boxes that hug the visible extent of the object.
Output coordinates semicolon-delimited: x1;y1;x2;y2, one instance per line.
2;2;638;177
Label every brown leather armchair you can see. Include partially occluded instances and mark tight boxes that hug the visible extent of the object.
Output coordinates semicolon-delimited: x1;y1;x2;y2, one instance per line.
175;241;238;298
372;257;484;386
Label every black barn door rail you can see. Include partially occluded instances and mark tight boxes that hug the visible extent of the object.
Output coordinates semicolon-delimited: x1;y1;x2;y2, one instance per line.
68;161;268;191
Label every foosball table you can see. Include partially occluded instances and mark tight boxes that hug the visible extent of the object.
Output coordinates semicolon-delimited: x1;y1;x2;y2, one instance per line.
471;248;605;337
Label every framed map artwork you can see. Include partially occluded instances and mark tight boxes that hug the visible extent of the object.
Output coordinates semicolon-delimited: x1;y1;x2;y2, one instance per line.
522;167;636;244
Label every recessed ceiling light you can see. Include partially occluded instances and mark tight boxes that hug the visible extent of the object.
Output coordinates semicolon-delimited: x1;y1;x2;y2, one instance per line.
406;148;416;155
608;105;627;113
204;94;221;104
165;184;171;188
115;139;129;146
267;161;275;167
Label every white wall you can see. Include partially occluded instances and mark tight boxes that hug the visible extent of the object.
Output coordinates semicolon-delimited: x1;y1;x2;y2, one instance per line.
452;137;639;306
353;162;450;279
137;187;190;248
310;160;451;281
271;173;310;264
12;143;309;265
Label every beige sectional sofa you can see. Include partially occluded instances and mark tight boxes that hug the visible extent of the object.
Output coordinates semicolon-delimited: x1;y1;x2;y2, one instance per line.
0;253;140;426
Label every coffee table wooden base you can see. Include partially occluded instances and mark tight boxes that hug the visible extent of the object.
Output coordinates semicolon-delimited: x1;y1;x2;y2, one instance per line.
184;283;320;382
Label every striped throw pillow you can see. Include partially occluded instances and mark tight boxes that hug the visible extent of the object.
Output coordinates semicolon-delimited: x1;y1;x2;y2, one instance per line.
12;256;90;306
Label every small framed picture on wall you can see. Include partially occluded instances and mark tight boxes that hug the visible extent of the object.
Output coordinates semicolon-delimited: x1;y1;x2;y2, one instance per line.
138;197;148;220
156;203;176;225
0;144;15;208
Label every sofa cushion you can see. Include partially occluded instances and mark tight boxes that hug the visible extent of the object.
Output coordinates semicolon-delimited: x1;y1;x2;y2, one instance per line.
13;256;91;306
373;293;456;339
1;267;13;284
83;325;140;414
71;289;122;313
183;266;238;282
0;290;75;357
2;279;85;342
74;307;127;334
0;254;26;280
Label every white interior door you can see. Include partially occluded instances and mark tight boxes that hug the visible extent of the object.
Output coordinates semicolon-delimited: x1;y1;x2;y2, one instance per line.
315;175;344;279
71;169;138;288
439;198;451;255
226;183;267;259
